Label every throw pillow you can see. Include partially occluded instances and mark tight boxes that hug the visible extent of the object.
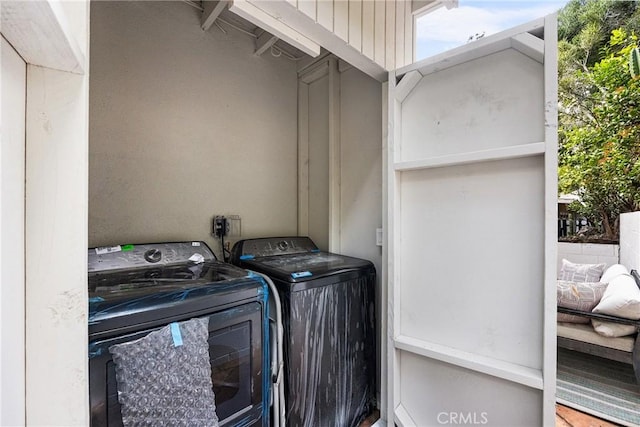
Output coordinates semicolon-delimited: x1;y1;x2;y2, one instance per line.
557;280;608;323
592;273;640;320
600;264;629;284
558;259;606;282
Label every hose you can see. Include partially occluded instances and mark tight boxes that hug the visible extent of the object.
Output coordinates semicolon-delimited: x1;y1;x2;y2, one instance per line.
253;271;286;427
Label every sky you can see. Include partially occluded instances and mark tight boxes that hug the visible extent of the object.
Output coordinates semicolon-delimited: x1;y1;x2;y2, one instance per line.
415;0;570;60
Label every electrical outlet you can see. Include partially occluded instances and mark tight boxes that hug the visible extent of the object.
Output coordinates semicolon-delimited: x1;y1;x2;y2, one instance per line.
376;228;383;246
213;215;241;238
213;216;227;238
227;215;241;237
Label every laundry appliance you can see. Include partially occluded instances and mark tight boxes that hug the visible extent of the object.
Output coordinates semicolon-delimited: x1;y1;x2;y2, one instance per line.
230;237;376;427
88;241;269;427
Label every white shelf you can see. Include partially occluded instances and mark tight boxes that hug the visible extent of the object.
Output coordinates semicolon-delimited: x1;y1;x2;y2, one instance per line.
394;142;546;172
394;334;544;390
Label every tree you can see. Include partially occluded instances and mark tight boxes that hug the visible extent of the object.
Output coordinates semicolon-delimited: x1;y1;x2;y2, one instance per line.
558;0;640;240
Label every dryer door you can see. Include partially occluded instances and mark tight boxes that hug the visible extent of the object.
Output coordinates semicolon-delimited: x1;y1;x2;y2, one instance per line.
89;302;266;427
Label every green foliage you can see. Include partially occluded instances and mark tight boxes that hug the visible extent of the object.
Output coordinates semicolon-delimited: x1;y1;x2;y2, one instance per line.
559;0;639;69
559;8;640;239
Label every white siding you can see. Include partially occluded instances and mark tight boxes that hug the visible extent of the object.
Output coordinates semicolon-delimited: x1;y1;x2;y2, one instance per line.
243;0;415;81
294;0;413;68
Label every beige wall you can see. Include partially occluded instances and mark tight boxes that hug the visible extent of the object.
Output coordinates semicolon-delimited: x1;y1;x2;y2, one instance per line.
298;60;382;260
339;65;382;253
307;75;330;251
339;65;382;279
338;65;383;404
89;1;299;257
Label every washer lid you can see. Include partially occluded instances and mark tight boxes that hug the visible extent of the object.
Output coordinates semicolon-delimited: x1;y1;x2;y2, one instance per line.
88;260;264;336
91;258;251;291
231;237;373;283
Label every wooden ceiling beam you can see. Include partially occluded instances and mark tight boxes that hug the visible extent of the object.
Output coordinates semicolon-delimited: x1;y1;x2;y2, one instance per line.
254;30;279;56
201;0;229;31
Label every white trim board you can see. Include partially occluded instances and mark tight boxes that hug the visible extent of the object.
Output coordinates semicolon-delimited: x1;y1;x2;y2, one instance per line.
1;0;85;74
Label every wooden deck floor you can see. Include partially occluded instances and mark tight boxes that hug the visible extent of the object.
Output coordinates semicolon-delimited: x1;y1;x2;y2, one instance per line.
556;404;620;427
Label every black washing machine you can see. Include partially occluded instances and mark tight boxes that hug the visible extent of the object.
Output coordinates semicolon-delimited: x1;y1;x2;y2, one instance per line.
88;241;269;427
230;237;376;427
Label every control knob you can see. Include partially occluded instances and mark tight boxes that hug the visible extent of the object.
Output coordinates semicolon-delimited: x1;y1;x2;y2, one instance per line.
277;241;288;251
144;249;162;263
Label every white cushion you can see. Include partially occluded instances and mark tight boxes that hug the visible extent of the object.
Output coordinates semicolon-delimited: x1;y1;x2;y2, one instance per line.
558;259;606;282
600;263;629;284
592;274;640;320
591;320;638;337
558;322;635;351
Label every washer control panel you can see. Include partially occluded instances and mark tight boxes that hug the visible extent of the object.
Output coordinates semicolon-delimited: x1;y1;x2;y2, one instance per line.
88;241;215;273
232;237;318;259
